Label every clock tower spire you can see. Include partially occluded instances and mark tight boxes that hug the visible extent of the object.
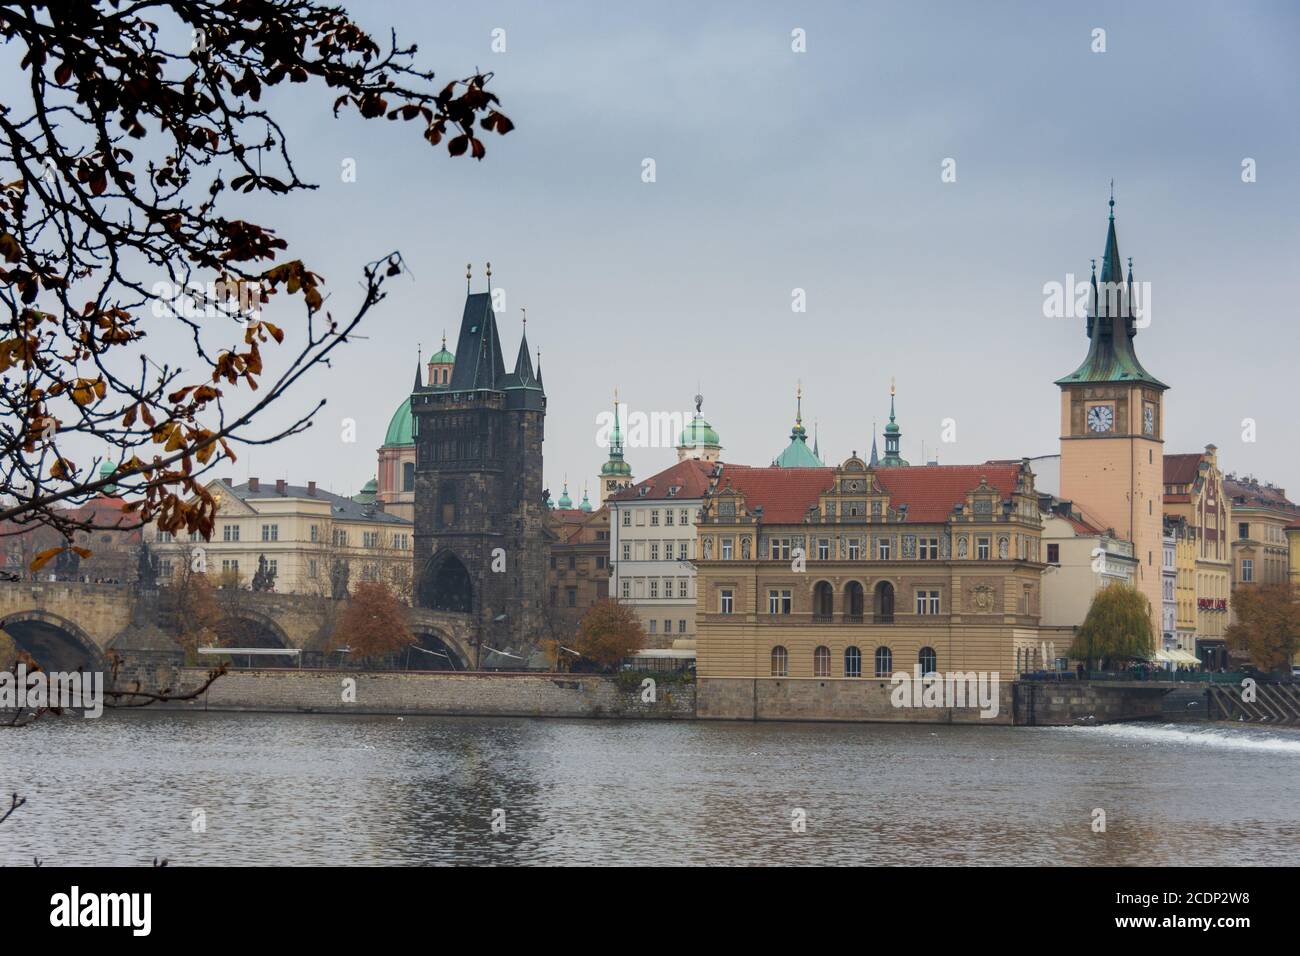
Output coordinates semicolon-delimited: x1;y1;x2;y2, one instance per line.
1056;195;1168;633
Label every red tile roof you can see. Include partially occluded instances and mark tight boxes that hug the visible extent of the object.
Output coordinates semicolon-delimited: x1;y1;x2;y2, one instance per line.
609;458;716;502
1223;477;1299;513
715;462;1025;524
1163;453;1202;485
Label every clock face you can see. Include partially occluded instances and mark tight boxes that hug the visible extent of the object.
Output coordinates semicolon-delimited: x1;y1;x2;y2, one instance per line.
1086;405;1114;433
1143;404;1155;435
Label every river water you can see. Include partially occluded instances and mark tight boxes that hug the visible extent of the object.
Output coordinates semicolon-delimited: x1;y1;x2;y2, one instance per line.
2;711;1298;866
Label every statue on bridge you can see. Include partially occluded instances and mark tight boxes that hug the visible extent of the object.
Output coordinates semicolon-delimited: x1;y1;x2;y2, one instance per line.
251;553;277;593
329;558;350;600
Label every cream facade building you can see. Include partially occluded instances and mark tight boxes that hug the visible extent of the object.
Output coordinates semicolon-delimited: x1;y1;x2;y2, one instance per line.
608;458;713;648
1038;502;1137;647
147;477;414;599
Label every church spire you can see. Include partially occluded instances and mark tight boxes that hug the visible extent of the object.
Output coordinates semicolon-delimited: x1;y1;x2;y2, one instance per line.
1055;193;1166;390
880;379;908;467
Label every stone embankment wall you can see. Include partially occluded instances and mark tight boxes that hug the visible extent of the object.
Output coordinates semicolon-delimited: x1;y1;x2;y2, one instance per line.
697;677;1170;726
161;667;696;720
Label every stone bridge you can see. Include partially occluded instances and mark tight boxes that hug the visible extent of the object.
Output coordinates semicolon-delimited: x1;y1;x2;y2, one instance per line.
0;581;476;672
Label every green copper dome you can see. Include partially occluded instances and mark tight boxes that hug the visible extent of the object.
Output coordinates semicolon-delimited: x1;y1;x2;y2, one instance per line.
98;459;118;495
429;347;455;365
352;477;378;504
383;398;414;447
578;487;593;512
774;383;823;467
679;415;720;448
557;481;573;509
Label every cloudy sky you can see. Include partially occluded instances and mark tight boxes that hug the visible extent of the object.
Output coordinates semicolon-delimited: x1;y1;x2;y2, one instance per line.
132;1;1300;499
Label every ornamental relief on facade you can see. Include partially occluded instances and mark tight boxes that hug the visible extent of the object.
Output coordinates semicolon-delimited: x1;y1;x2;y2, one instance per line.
902;535;916;559
968;583;999;613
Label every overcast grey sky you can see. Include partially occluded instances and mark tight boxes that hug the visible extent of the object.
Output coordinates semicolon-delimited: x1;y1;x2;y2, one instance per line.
191;1;1300;499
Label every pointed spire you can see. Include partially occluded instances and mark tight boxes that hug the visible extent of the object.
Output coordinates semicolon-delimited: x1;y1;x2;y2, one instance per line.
466;262;472;293
610;387;624;453
813;420;820;459
413;358;423;391
511;307;535;384
869;432;879;467
535;346;543;386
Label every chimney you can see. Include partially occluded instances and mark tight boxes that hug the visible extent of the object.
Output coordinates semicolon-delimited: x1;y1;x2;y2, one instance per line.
307;481;317;497
276;479;287;495
248;477;259;492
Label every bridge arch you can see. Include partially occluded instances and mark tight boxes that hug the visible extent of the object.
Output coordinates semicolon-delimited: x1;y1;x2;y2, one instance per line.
0;610;106;672
418;550;473;613
408;629;469;670
213;608;295;666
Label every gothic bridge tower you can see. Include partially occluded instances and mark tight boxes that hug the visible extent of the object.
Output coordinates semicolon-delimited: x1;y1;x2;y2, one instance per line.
411;266;547;659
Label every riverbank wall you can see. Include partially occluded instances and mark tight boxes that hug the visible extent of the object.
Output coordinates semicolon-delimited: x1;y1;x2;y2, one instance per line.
125;665;1176;726
160;666;696;720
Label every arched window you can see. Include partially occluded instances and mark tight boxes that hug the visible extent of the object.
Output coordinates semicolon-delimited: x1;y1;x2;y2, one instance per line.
874;581;895;623
918;646;938;676
402;461;416;492
813;581;834;619
874;646;893;678
813;645;831;677
770;645;788;677
844;581;864;620
844;646;862;678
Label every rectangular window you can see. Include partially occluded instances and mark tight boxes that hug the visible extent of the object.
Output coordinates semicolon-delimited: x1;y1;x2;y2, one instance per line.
222;524;240;542
665;511;674;526
1046;543;1060;565
919;537;939;560
720;589;734;614
261;524;278;542
664;619;672;634
650;510;660;526
622;510;631;527
1238;522;1249;539
650;580;659;599
848;539;861;560
1242;559;1254;582
648;620;657;634
622;543;631;561
679;619;687;634
915;590;940;615
877;538;891;560
680;509;690;526
621;580;631;599
650;543;660;560
769;538;791;561
568;555;576;570
308;560;317;579
567;588;577;608
768;589;792;615
722;538;734;560
310;524;319;543
678;579;688;598
596;556;606;570
678;542;688;560
817;539;830;561
977;537;991;560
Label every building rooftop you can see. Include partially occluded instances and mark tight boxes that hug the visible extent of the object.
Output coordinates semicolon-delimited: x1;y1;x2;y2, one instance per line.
226;480;412;526
609;458;717;503
712;461;1027;524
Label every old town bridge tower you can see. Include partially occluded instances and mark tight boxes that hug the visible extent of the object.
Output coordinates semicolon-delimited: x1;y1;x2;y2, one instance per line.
411;272;547;658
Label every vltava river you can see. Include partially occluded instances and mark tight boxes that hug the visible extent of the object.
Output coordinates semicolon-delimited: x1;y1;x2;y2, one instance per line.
2;711;1298;865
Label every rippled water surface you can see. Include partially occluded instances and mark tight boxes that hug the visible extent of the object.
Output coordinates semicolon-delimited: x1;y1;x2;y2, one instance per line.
2;712;1298;865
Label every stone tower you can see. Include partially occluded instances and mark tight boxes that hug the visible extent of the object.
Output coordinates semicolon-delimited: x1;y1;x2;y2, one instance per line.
411;276;546;662
1056;196;1166;630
